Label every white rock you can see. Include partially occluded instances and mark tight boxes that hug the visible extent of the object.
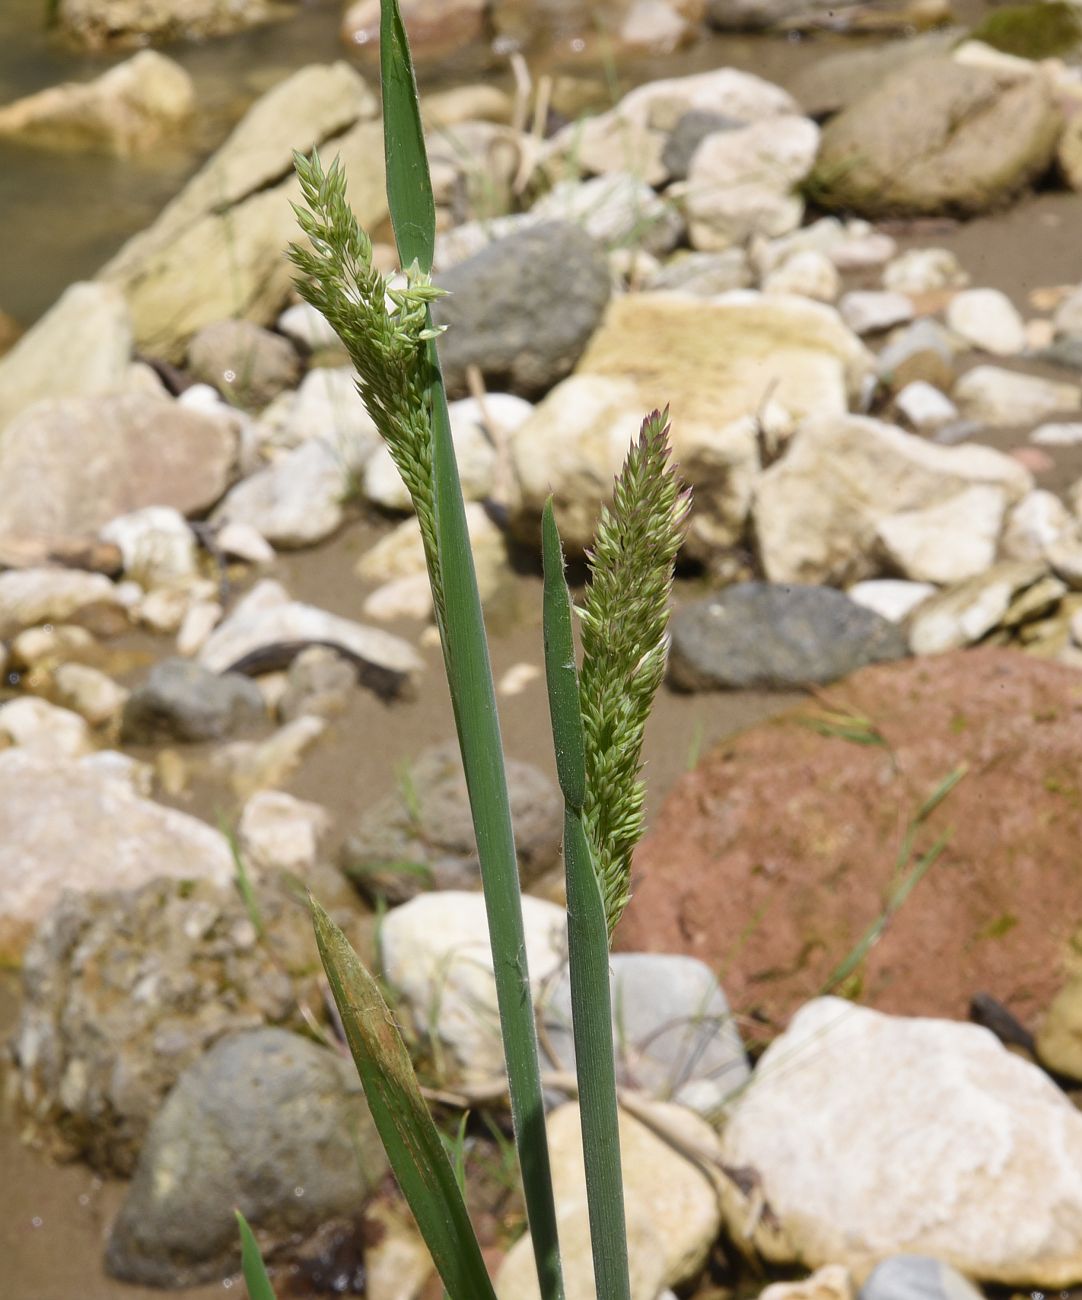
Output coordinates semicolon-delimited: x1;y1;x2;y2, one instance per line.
839;291;914;336
830;227;897;271
198;579;422;685
946;288;1026;356
100;505;198;589
547;67;798;185
1031;422;1082;446
50;662;128;727
362;573;434;622
683;116;819;251
238;789;330;878
275;365;380;456
0;748;233;960
720;996;1082;1286
0;282;132;430
531;172;684;255
0;569;122;638
762;250;839;302
380;891;567;1076
894;380;959;432
753;415;1032;585
212;437;357;548
907;560;1046;655
760;1265;853;1300
1001;489;1077;563
883;248;969;295
276;301;343;352
876;484;1007;584
954;366;1081;427
214;521;275;566
751;218;846;277
498;662;541;696
847;579;936;623
364;394;531;511
0;696;92;759
495;1101;722;1300
208;715;326;799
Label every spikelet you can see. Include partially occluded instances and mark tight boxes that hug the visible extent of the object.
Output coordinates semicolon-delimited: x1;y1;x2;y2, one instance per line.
579;408;690;940
287;150;446;622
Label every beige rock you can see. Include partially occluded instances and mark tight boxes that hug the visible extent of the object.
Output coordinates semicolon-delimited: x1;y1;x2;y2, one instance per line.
0;749;233;962
0;393;237;540
0;697;93;759
954;366;1080;427
51;662;129;727
11;624;95;670
1037;977;1082;1081
208;715;326;800
0;569;123;638
946;288;1026;356
238;789;330;878
760;1265;854;1300
753;416;1031;585
907;560;1047;654
496;1100;721;1300
883;248;969;295
99;64;383;361
720;996;1082;1286
0;51;193;154
56;0;293;47
100;506;198;589
762;250;839;302
512;292;872;558
0;283;132;431
1001;489;1077;563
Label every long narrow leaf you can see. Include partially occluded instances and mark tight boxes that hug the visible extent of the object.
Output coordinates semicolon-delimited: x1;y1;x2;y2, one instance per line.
311;900;497;1300
379;0;435;273
236;1211;277;1300
376;6;564;1296
542;501;632;1300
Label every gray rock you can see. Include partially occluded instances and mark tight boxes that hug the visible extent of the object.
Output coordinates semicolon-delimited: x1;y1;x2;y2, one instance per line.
859;1256;987;1300
10;878;330;1174
669;583;909;690
432;220;611;398
541;953;750;1115
341;741;561;904
0;392;238;540
662;109;744;180
186;319;300;410
105;1028;387;1288
122;657;265;743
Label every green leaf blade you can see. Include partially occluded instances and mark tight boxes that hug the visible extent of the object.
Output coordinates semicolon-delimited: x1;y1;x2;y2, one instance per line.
379;0;435;272
311;899;497;1300
236;1211;277;1300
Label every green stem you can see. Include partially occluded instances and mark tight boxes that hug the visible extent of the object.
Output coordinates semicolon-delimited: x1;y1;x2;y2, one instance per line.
427;354;564;1300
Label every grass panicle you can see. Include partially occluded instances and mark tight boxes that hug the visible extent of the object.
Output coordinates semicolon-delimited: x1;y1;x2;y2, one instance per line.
543;500;632;1300
579;408;690;939
287;151;445;623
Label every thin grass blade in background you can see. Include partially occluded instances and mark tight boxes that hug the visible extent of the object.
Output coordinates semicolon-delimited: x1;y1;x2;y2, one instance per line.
312;900;498;1300
236;1211;277;1300
542;499;632;1300
376;6;564;1297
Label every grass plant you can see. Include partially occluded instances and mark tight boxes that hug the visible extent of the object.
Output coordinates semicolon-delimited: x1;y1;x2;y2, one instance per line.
240;2;685;1297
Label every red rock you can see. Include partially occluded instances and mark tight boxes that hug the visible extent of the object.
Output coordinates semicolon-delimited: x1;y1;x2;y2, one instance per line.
618;648;1082;1038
